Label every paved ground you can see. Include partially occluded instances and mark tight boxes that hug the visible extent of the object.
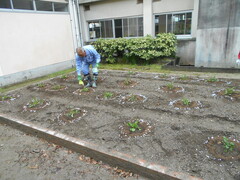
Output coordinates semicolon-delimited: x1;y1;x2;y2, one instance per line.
0;124;147;180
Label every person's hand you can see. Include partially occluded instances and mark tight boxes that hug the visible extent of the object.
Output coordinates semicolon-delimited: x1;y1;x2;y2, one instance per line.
96;63;100;68
79;80;84;85
77;75;82;81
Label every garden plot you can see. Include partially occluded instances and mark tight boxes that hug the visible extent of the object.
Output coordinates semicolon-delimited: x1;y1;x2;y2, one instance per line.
0;70;240;180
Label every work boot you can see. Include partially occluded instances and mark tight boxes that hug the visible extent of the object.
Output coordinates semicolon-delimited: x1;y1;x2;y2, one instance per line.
92;75;98;88
84;75;92;87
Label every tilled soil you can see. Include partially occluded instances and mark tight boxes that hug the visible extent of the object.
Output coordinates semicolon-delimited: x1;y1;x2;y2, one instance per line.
0;124;146;180
1;70;240;180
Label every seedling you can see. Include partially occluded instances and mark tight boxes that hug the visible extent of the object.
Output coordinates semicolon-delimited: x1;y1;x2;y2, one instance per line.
182;98;191;106
129;95;137;101
103;92;113;99
207;76;218;82
51;85;63;90
180;75;189;80
128;71;134;75
28;97;44;108
81;87;89;92
60;75;67;79
37;83;45;88
161;73;167;78
127;121;142;132
166;82;174;90
65;109;80;118
222;136;235;152
224;87;235;95
124;78;132;85
0;95;13;101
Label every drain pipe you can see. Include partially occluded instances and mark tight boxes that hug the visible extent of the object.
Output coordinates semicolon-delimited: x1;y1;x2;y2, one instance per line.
69;0;83;49
75;0;83;47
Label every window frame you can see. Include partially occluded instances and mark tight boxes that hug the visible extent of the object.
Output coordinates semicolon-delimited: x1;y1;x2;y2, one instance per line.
0;0;69;14
154;10;193;39
87;16;144;41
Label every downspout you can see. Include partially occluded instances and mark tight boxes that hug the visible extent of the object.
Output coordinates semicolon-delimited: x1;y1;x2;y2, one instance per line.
69;0;80;50
76;0;84;47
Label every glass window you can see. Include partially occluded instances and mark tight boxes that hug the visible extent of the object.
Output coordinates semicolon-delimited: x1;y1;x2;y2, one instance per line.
155;12;192;35
89;21;101;39
173;13;185;35
167;14;172;33
185;12;192;34
129;18;138;37
123;18;128;37
89;17;143;39
100;20;113;38
114;19;122;38
138;17;143;36
35;0;52;11
0;0;12;9
155;15;166;34
12;0;34;10
54;2;68;12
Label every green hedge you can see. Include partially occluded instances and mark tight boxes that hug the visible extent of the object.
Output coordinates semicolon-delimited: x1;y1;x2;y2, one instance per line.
93;33;177;64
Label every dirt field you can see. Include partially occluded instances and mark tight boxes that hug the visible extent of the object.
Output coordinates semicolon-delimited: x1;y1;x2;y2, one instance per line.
1;70;240;180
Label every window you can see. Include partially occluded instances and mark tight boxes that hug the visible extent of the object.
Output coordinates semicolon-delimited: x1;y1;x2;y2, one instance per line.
101;20;113;38
0;0;69;13
36;1;52;11
88;17;143;40
155;12;192;36
12;0;34;10
114;19;122;38
54;2;68;12
84;5;90;11
89;21;101;39
0;0;12;9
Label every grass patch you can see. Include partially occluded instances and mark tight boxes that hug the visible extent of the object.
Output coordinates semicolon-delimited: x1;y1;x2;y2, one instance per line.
100;64;170;74
0;68;75;93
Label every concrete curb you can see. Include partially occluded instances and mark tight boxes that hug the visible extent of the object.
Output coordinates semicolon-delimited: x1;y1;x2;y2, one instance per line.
0;113;202;180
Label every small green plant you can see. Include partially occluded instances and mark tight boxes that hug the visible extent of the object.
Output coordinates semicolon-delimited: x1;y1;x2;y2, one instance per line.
60;75;67;79
222;136;235;152
161;73;167;78
127;121;142;132
180;75;189;80
224;87;235;95
37;83;45;88
124;78;132;85
129;95;137;101
52;85;63;90
182;98;191;106
103;92;113;99
81;87;89;92
0;95;13;101
166;82;174;90
207;76;218;82
28;97;44;108
66;109;80;118
128;71;134;75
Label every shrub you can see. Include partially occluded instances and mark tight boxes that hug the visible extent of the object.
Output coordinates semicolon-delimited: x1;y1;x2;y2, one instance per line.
93;33;176;64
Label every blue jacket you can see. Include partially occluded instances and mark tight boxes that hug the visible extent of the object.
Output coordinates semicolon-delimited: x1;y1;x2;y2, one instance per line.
76;45;101;75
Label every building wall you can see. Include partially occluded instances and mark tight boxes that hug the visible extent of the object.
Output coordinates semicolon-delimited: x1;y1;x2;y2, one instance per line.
80;0;143;42
195;0;240;68
83;0;143;20
79;0;198;65
0;11;75;86
153;0;194;14
177;39;196;65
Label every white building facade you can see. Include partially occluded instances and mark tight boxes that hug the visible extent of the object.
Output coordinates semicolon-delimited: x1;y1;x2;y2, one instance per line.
0;0;239;86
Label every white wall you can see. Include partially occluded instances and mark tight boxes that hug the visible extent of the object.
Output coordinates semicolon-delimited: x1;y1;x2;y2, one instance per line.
83;0;143;21
153;0;194;14
0;11;75;76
